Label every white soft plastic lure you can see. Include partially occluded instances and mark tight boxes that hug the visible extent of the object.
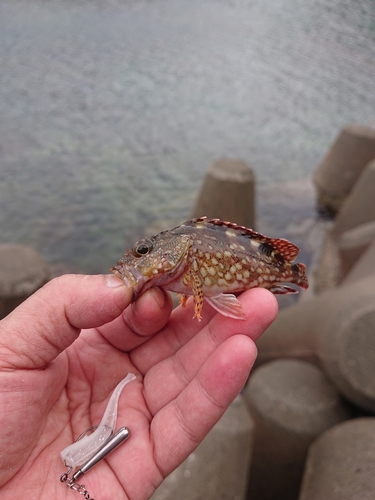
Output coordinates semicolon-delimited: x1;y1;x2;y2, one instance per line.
61;372;136;469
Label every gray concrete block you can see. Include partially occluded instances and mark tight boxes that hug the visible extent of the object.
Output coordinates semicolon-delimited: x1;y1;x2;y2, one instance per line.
342;238;375;286
256;276;375;414
0;244;50;318
192;158;256;229
151;395;254;500
313;124;375;215
299;418;375;500
312;225;375;294
255;298;319;368
313;160;375;288
316;279;375;413
332;159;375;238
337;220;375;278
312;224;341;293
244;360;351;500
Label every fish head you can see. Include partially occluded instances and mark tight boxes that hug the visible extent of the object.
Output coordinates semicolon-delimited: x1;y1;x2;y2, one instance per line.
111;232;191;299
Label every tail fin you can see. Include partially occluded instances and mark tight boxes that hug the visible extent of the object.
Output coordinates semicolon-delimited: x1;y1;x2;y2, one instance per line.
292;263;309;289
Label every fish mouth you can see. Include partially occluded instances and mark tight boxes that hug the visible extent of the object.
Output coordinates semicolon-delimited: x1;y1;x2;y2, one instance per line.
110;264;148;300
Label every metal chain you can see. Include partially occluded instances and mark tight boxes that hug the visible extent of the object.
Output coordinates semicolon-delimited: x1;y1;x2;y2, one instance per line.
60;470;93;500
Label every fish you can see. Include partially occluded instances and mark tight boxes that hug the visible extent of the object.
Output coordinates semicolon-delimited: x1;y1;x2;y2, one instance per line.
111;216;309;321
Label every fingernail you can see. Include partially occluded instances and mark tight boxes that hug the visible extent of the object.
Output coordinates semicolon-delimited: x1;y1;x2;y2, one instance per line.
149;287;165;308
106;274;125;288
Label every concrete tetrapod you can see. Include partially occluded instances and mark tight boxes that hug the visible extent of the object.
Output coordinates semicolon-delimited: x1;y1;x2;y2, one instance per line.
299;418;375;500
313;160;375;286
151;395;254;500
244;360;351;500
342;237;375;286
313;124;375;215
337;221;375;278
191;158;256;229
331;159;375;239
255;276;375;413
0;244;50;319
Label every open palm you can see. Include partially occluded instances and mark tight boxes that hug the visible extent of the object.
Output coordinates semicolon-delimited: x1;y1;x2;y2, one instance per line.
0;274;277;500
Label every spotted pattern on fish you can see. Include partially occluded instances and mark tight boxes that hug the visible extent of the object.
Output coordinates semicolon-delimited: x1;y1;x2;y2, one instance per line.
111;217;309;321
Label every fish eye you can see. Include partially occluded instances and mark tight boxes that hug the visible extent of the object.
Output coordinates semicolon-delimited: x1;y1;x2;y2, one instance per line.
132;238;153;257
136;244;150;255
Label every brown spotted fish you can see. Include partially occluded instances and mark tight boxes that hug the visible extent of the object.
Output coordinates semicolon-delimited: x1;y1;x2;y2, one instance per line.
111;217;309;321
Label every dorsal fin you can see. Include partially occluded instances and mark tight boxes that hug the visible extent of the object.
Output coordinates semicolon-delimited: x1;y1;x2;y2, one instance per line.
268;238;300;262
193;217;269;241
191;217;300;262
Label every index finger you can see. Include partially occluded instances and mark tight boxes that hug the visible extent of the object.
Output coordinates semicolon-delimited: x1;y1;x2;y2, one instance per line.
96;287;173;352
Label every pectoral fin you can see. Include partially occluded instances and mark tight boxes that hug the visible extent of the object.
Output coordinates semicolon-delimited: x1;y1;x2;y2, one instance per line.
205;294;246;320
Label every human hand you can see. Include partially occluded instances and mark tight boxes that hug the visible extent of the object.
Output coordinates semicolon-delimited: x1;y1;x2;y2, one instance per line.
0;274;277;500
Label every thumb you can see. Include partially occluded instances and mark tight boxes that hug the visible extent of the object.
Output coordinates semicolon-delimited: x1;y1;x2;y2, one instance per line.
0;274;132;369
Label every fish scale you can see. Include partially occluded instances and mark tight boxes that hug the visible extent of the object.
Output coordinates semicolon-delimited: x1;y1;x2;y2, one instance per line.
111;216;309;321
